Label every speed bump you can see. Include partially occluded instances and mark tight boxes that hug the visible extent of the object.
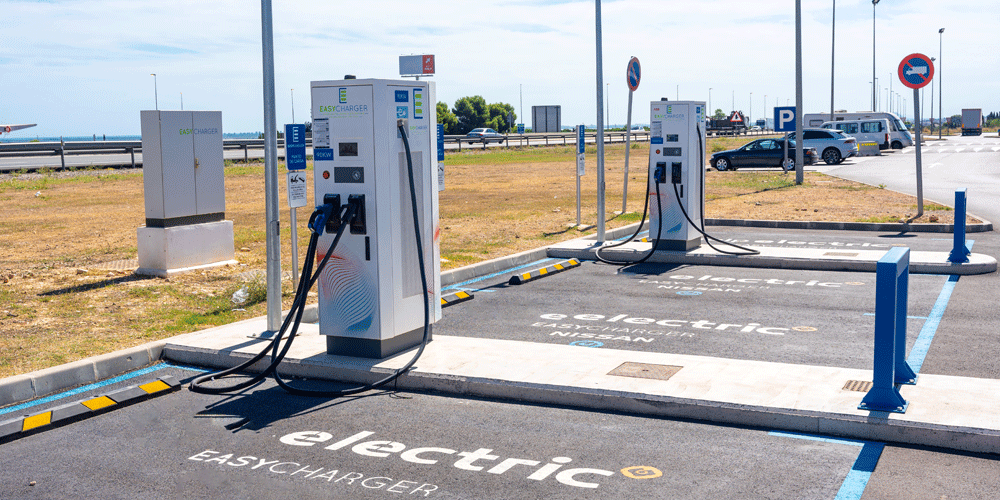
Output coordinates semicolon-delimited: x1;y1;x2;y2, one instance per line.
508;259;581;285
0;375;180;444
441;290;474;308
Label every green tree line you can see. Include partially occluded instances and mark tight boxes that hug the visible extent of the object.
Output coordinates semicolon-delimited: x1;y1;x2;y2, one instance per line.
437;96;517;135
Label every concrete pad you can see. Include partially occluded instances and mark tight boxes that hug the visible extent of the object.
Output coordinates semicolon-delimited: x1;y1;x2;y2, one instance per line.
546;239;997;275
163;322;1000;455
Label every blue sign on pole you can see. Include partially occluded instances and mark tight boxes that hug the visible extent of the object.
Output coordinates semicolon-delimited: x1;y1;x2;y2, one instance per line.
577;125;585;154
437;124;445;162
774;106;797;133
517;123;525;135
284;123;307;171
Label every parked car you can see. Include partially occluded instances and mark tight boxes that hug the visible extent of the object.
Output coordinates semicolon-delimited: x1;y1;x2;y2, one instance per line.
784;128;858;165
710;138;817;171
466;128;504;143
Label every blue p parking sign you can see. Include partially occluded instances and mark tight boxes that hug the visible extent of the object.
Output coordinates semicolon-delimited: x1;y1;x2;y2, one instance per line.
774;106;796;133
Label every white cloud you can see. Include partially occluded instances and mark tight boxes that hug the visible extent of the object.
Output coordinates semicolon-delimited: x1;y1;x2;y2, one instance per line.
1;0;996;137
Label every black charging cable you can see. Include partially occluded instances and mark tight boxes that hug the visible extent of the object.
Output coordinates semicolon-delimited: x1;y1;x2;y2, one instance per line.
594;160;663;265
189;122;432;397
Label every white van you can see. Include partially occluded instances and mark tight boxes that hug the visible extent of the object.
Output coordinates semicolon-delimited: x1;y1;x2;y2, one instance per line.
803;111;913;149
820;119;891;150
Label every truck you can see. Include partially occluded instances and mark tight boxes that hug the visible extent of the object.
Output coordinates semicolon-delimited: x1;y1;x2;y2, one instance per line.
961;108;983;136
707;111;748;136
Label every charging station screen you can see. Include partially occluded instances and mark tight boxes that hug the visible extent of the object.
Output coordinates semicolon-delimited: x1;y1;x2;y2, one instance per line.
664;134;679;142
663;147;682;156
339;142;359;157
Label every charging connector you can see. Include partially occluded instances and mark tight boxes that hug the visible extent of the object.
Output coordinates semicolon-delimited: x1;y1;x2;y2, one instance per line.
308;194;341;236
654;162;667;184
348;194;366;234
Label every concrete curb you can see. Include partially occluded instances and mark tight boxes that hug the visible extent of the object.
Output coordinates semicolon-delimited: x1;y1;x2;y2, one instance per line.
707;217;993;233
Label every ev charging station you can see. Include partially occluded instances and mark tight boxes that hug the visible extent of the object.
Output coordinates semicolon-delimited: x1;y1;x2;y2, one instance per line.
647;100;707;251
311;78;441;359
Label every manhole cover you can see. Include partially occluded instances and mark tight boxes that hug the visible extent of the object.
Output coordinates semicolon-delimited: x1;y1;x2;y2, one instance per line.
608;362;682;381
842;380;873;392
824;252;860;257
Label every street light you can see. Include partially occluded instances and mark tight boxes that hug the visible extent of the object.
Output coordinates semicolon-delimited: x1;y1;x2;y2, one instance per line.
606;83;610;129
708;88;712;114
290;88;295;123
180;92;183;110
150;73;158;110
830;0;836;122
871;0;879;111
929;57;936;132
749;92;752;125
939;27;944;139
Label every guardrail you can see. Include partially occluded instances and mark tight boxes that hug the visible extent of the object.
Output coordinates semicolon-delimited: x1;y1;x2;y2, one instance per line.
447;131;650;151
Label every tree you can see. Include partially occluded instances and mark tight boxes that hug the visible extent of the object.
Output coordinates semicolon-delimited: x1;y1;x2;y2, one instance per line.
713;109;726;120
437;102;458;135
450;96;518;134
452;96;490;134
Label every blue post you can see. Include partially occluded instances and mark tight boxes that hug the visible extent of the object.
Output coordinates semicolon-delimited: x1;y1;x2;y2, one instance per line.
949;189;970;263
859;247;911;413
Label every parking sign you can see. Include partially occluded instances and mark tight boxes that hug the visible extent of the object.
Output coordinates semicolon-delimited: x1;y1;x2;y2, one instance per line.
774;106;796;133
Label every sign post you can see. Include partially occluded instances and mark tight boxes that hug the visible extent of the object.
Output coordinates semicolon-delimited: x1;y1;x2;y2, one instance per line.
284;123;307;290
622;56;641;213
774;106;797;171
898;53;935;223
577;125;586;227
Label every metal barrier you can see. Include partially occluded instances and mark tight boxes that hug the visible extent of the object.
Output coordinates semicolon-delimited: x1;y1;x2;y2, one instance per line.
858;247;917;414
949;189;971;263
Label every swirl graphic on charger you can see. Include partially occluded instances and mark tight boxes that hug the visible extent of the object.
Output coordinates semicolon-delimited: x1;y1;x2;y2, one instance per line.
317;249;377;337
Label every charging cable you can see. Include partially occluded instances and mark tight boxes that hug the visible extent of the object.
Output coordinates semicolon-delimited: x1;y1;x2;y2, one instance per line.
190;121;431;397
594;160;664;265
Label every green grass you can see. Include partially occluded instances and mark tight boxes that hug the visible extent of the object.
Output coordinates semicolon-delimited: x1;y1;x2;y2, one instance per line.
920;203;952;211
855;215;903;223
710;173;798;192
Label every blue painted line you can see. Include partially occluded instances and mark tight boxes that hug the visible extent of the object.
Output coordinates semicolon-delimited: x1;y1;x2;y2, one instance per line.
449;287;494;294
834;442;885;500
768;430;866;447
862;313;928;320
907;274;960;374
0;362;207;417
442;258;555;291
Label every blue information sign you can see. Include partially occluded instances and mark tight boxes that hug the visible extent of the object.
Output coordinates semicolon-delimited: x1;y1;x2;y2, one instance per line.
774;106;797;133
577;125;585;154
437;124;444;162
517;123;525;135
284;124;307;171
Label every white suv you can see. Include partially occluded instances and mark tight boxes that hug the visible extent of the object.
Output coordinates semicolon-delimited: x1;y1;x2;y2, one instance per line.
784;128;858;165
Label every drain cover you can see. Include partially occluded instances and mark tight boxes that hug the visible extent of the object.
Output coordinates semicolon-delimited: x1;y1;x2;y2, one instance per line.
608;362;682;381
824;252;860;257
842;380;873;392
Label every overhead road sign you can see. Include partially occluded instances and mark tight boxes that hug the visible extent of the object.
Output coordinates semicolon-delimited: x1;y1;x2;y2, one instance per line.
898;53;934;89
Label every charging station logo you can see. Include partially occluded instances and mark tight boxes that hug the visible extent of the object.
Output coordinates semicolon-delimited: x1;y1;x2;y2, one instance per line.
397;106;409;119
339;88;348;104
413;88;424;119
395;90;409;103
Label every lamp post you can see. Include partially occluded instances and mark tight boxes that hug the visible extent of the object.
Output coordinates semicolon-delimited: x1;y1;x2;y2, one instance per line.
929;57;936;133
749;92;753;125
938;28;944;139
871;0;879;111
830;0;836;122
291;88;295;123
180;92;183;111
708;88;712;114
606;83;610;129
151;73;158;110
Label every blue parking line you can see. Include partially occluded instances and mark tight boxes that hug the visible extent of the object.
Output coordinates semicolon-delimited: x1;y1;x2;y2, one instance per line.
442;258;555;291
770;431;884;499
0;362;207;417
906;240;972;374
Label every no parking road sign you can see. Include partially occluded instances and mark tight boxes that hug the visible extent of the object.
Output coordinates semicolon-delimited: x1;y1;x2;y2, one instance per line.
898;53;935;89
626;57;641;91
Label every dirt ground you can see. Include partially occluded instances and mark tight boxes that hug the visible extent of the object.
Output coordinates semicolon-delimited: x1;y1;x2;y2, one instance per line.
0;144;975;378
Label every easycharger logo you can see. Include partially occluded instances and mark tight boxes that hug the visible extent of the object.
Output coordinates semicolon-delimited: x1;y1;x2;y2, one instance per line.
278;430;661;490
179;128;219;135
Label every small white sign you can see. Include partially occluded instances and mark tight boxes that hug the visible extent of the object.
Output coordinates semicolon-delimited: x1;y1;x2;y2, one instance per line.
313;118;330;148
438;161;445;192
287;171;308;208
577;153;585;176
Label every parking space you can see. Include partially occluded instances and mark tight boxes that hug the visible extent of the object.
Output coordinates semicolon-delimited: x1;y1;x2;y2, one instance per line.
3;365;867;499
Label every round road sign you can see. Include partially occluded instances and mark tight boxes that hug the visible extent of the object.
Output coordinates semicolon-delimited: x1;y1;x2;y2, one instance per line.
626;57;641;92
897;53;934;89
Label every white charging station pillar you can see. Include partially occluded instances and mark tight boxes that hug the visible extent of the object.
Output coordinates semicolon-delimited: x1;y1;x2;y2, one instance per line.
137;110;236;277
647;101;707;251
311;79;441;359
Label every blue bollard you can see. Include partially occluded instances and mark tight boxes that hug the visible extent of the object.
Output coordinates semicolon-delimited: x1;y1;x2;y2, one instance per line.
859;247;915;413
949;189;970;263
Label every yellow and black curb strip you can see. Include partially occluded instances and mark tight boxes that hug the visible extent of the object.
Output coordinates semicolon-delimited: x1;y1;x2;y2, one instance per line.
508;259;581;285
0;375;180;444
440;290;474;308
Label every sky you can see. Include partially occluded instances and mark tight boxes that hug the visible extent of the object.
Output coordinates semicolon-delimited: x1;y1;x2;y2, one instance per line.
2;0;997;138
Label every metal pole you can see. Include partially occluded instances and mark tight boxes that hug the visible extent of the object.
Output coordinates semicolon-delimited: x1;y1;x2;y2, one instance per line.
830;0;835;122
519;84;523;128
622;89;633;214
872;0;878;111
151;74;158;110
939;28;944;139
180;92;183;111
595;0;606;243
291;89;295;123
908;88;924;223
261;0;281;332
606;83;610;129
795;0;804;184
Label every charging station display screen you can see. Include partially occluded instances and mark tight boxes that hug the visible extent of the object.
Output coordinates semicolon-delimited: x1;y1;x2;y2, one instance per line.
664;134;679;142
339;142;359;157
662;147;682;156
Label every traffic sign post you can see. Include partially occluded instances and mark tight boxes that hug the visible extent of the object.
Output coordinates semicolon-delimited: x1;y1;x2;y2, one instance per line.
622;56;640;214
897;53;935;222
577;125;585;227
